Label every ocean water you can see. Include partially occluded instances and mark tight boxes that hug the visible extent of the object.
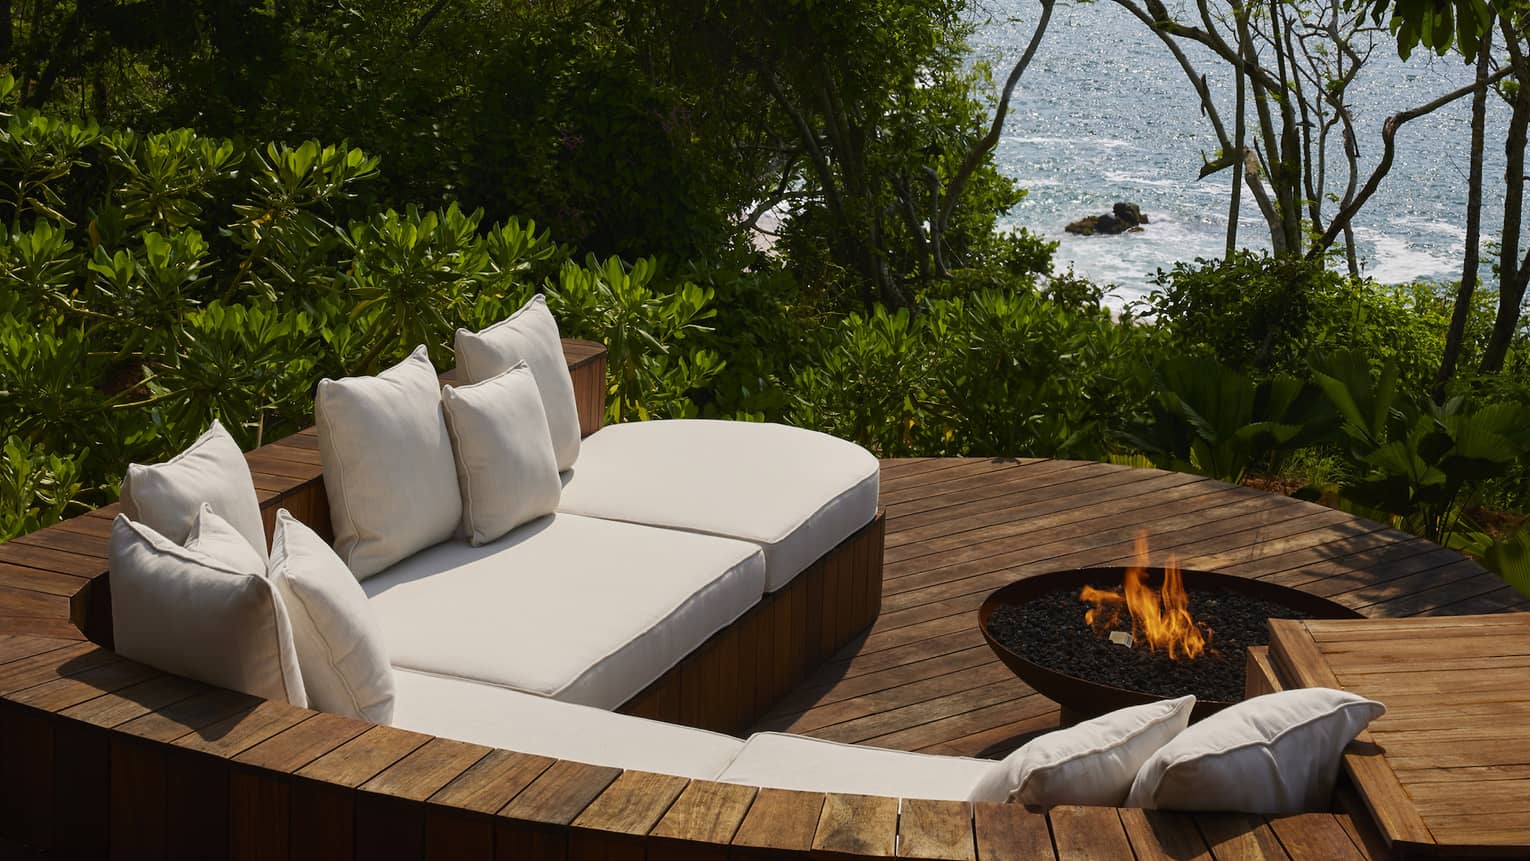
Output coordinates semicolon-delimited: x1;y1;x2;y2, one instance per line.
968;0;1507;308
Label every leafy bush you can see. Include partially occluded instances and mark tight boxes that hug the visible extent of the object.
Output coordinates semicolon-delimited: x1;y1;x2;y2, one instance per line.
0;85;722;534
1142;251;1462;386
792;290;1153;458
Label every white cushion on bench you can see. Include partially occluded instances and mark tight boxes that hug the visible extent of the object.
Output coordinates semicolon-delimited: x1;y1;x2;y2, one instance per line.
558;420;880;591
719;732;1002;802
390;669;743;780
363;513;766;709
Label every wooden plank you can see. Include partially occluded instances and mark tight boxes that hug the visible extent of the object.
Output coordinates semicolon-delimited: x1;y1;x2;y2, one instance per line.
731;788;825;855
0;641;114;695
363;737;492;801
430;749;556;814
971;802;1054;861
498;759;622;826
1118;808;1211;861
7;657;158;712
812;793;898;858
296;724;431;787
898;799;974;860
1049;805;1134;860
234;711;372;772
1194;813;1291;860
1266;814;1365;861
649;779;756;847
176;699;314;759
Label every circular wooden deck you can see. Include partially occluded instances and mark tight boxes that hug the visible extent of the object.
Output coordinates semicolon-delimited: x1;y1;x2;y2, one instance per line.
755;457;1528;757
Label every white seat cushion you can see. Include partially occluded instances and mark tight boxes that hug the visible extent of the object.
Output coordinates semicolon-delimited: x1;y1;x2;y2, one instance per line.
558;420;880;591
363;513;766;708
719;732;1001;802
390;669;743;780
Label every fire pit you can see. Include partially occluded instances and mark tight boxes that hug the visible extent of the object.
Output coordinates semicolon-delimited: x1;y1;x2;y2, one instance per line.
979;538;1361;723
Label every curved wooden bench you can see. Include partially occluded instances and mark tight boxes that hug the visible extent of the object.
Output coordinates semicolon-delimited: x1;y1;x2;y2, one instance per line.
0;340;1386;859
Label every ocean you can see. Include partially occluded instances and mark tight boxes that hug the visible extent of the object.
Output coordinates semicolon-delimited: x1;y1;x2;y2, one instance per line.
969;0;1507;309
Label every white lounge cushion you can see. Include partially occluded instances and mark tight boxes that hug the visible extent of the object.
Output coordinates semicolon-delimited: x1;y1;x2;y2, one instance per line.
969;695;1195;806
390;669;742;780
270;510;395;723
109;515;306;706
719;732;1001;802
363;513;766;708
120;420;268;562
454;295;581;471
1127;689;1386;814
316;345;463;580
442;362;563;545
559;420;880;590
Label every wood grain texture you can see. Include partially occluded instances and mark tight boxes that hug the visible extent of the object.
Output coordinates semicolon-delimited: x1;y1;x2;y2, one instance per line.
5;380;1527;860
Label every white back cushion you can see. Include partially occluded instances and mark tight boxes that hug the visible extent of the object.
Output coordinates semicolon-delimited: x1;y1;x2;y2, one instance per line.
269;510;395;723
970;695;1194;806
109;515;306;705
441;362;563;545
454;295;581;470
184;502;266;576
1127;689;1385;814
719;732;1001;802
316;345;462;579
120;420;268;562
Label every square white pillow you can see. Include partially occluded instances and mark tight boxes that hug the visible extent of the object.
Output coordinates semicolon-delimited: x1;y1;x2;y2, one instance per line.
441;362;563;545
1127;688;1385;814
454;295;581;471
109;514;306;706
316;345;463;580
969;695;1194;806
184;502;266;576
120;420;268;562
269;509;395;723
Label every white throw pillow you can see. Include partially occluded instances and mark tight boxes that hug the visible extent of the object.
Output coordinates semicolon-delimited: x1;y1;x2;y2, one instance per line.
970;695;1194;806
109;515;306;705
269;509;395;723
1127;688;1385;814
119;420;268;562
184;503;266;576
441;362;563;545
454;295;581;471
316;345;463;579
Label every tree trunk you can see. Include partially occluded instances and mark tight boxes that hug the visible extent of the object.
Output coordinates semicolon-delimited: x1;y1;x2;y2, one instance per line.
1482;42;1530;375
1435;29;1493;398
1226;7;1246;260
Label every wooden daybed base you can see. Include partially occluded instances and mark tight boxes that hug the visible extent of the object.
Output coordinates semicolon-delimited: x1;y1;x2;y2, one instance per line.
0;338;1388;860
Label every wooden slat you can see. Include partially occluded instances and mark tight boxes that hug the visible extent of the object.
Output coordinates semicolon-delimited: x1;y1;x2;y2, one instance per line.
1266;813;1365;861
731;788;825;855
1118;808;1211;861
1194;812;1291;860
649;779;756;846
1049;805;1134;860
812;794;899;858
898;799;974;860
972;803;1054;861
296;724;431;786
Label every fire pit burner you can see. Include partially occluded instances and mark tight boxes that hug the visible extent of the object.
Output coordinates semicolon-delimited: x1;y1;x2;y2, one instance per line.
979;566;1361;723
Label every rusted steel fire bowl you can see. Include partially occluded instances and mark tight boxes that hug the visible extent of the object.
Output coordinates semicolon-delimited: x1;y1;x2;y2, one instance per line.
979;567;1363;723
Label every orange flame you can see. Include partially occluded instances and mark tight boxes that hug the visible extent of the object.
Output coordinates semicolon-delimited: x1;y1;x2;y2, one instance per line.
1081;532;1209;660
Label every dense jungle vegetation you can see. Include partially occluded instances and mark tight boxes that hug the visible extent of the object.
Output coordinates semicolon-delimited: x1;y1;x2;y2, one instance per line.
0;0;1527;590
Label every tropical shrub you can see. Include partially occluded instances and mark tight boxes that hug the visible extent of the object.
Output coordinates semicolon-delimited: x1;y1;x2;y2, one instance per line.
792;290;1154;458
0;86;723;533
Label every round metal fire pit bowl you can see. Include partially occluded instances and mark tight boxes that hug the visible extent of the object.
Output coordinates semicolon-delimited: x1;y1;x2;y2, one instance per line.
978;567;1363;723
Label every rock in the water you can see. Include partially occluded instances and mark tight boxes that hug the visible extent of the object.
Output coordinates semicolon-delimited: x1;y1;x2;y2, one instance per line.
1067;202;1149;236
1113;201;1148;226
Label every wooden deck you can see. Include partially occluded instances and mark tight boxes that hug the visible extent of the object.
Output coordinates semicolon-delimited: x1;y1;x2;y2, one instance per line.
756;456;1528;758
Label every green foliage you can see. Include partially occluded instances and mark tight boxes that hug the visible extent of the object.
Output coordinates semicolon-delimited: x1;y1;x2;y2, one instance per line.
0;437;86;541
1144;252;1462;388
792;290;1151;458
0;89;721;537
1127;358;1337;483
1310;350;1530;544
